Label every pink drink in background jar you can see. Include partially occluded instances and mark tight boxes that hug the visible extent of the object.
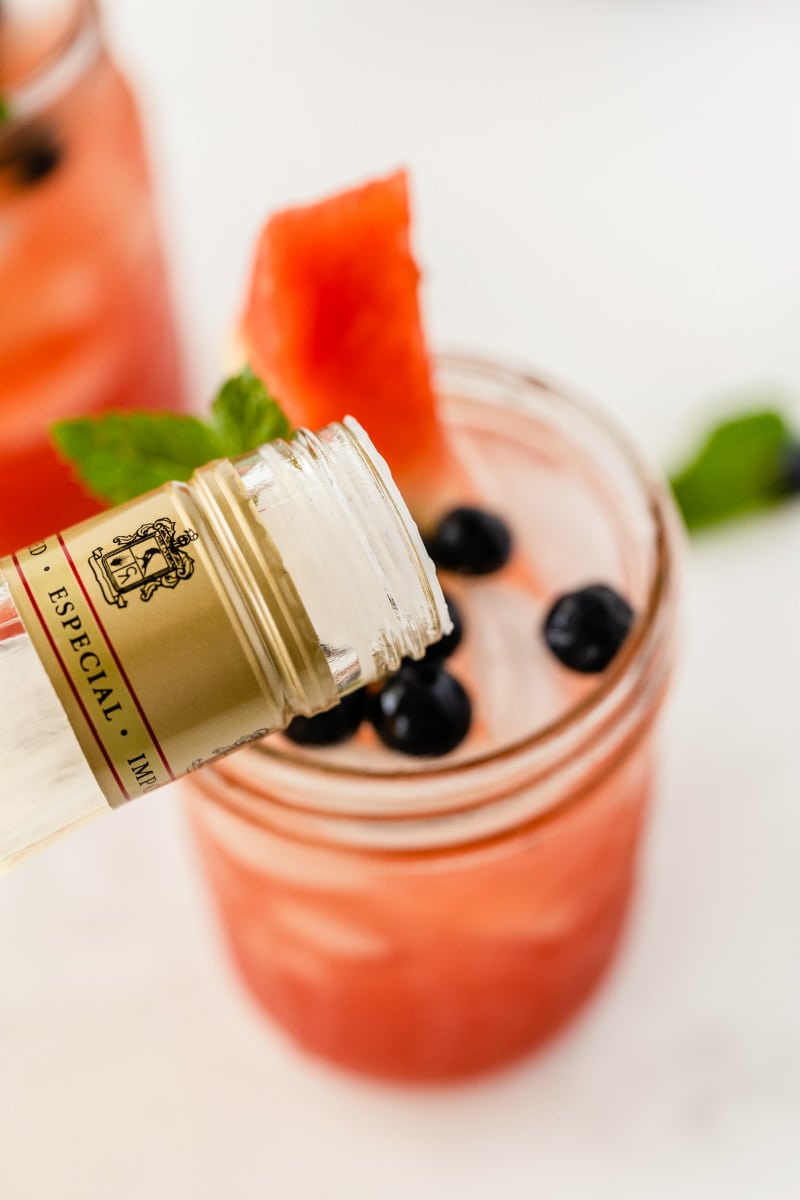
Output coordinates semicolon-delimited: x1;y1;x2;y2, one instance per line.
0;0;186;552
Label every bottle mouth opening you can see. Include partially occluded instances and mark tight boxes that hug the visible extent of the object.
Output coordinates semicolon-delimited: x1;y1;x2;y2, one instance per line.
234;420;451;697
0;0;101;124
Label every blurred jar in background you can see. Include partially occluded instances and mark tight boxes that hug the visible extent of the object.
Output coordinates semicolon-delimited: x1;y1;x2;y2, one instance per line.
0;0;186;553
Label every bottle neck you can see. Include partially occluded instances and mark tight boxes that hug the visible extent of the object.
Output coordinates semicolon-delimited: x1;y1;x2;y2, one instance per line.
231;419;450;695
0;420;448;810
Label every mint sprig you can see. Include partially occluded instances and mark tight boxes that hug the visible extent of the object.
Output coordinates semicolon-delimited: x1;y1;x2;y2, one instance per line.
0;96;10;126
52;368;290;506
210;366;290;454
669;408;796;531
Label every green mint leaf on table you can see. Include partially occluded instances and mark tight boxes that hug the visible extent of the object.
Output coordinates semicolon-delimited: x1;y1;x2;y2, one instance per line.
669;409;795;531
0;95;10;126
210;366;290;454
52;368;290;506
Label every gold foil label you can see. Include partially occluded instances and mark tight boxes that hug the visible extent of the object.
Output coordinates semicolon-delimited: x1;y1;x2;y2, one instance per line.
2;481;298;807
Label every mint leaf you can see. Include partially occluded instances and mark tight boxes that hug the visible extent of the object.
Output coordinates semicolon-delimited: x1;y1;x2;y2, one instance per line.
52;369;291;506
52;413;225;505
669;409;793;531
0;96;10;126
210;366;290;455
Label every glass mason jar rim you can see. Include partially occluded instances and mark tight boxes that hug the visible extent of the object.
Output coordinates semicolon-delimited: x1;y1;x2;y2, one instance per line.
197;352;678;847
2;0;101;121
278;354;671;773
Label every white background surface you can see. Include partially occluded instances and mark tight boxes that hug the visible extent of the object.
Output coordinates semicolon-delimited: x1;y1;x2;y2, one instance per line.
2;1;800;1196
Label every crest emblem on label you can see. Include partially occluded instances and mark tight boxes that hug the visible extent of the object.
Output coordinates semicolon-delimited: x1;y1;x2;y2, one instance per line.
88;518;198;607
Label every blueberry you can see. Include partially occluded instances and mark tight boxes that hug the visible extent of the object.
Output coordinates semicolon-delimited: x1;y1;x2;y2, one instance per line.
425;506;512;575
285;688;367;746
424;592;463;660
779;441;800;495
370;662;472;756
1;124;63;187
542;584;634;674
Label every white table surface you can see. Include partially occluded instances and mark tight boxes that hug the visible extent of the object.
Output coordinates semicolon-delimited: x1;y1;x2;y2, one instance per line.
3;1;800;1196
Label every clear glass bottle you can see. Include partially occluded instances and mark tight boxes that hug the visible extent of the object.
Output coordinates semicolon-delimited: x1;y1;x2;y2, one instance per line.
0;419;449;869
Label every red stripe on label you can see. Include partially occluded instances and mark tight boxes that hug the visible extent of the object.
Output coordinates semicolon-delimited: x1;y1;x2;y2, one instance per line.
56;534;175;781
12;553;131;803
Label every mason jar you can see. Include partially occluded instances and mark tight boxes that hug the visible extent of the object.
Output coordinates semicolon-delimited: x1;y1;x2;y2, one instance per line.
186;354;681;1082
0;0;186;552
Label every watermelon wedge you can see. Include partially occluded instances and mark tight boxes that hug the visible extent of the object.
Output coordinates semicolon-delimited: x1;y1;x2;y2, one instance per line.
240;171;451;516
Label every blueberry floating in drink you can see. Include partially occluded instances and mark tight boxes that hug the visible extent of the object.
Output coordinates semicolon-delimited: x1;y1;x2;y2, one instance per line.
285;688;368;747
0;122;63;187
425;506;513;576
423;591;463;661
370;660;472;757
542;584;634;673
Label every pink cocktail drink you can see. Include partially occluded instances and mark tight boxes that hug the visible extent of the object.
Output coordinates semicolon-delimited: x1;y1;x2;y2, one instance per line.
188;357;680;1081
0;0;185;552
